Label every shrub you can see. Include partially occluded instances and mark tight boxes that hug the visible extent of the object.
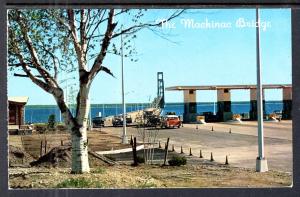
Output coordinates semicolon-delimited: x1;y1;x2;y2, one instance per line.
56;124;67;131
47;114;56;130
34;123;47;133
56;177;92;188
137;181;157;188
93;167;106;174
137;156;145;164
168;155;187;166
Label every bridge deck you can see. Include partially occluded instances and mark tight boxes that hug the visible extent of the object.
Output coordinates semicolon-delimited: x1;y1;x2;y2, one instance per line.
166;84;292;91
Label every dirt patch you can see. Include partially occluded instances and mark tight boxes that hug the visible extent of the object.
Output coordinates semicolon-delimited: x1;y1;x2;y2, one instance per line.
9;130;133;159
9;163;292;189
9;145;34;167
30;145;72;168
29;145;114;168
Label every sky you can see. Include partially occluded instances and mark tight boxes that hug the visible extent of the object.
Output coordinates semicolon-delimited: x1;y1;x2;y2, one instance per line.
8;9;292;105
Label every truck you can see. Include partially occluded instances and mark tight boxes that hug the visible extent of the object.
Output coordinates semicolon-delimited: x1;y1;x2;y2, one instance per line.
112;115;133;127
92;117;105;128
160;115;182;129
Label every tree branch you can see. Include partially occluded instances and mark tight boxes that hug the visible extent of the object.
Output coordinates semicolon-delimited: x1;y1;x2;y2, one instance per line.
80;9;88;57
85;10;107;58
67;9;86;70
89;9;117;83
40;44;60;82
112;10;185;39
100;66;115;78
15;10;58;88
14;73;43;78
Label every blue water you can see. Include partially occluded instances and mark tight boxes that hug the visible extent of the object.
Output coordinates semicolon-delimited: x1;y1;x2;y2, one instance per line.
24;101;283;123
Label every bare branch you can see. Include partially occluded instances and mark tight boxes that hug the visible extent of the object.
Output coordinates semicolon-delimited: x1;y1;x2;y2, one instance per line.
100;66;115;78
112;10;185;39
89;9;117;82
15;10;59;88
9;62;35;69
40;44;60;82
67;9;86;70
14;73;43;78
10;35;52;93
86;10;104;35
80;9;87;55
85;10;107;57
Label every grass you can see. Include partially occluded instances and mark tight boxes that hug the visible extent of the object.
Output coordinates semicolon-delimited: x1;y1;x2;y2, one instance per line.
136;182;157;188
92;167;106;174
56;177;106;188
56;177;93;188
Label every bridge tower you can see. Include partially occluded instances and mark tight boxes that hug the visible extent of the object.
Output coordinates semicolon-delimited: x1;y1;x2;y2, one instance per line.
157;72;165;108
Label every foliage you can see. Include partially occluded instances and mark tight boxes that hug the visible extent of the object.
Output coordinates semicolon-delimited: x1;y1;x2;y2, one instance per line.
168;155;187;166
56;177;104;188
137;155;145;164
47;114;56;130
92;167;106;174
136;181;157;188
33;123;48;133
8;8;184;173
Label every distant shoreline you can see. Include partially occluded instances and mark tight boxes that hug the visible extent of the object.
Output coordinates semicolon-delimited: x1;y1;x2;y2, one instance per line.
25;100;284;108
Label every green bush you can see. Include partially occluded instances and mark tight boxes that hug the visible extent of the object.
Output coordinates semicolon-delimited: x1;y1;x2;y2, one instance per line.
56;177;93;188
56;124;67;131
137;181;157;188
47;114;56;130
93;167;106;174
137;156;145;164
34;123;48;133
168;155;187;166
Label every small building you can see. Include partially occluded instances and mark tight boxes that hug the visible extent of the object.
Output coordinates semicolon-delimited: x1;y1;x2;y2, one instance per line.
8;96;29;126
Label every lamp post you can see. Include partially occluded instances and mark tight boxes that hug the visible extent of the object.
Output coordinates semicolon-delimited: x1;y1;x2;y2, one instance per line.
121;29;128;144
255;7;268;172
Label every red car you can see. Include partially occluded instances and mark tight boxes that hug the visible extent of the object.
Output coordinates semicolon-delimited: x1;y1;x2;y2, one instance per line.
161;115;182;128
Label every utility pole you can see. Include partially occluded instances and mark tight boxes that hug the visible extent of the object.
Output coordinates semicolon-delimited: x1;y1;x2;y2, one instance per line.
255;7;268;172
121;28;128;144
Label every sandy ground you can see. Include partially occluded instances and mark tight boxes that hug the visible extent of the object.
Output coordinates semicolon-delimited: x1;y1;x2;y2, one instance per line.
9;162;292;188
104;120;292;172
8;120;292;188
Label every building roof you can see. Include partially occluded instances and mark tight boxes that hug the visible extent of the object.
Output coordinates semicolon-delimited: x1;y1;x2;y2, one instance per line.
8;96;29;104
166;84;292;91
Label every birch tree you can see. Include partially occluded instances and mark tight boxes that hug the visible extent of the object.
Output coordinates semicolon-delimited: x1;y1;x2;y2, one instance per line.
8;9;184;173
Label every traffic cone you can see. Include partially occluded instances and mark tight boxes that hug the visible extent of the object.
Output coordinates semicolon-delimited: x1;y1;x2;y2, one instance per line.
200;150;203;158
225;155;229;165
210;152;214;161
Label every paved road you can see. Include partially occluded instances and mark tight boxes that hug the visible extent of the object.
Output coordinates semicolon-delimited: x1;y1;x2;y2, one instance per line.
104;120;292;172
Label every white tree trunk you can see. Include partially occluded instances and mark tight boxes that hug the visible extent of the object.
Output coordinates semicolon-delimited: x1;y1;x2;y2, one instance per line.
71;125;90;173
71;87;90;173
56;87;91;173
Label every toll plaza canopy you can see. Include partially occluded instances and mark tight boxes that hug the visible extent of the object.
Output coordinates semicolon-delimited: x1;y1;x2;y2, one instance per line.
165;84;292;123
165;84;292;91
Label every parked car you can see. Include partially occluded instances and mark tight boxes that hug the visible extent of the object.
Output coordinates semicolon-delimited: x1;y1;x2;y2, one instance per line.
112;115;132;127
273;110;282;119
92;117;105;128
161;115;182;128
